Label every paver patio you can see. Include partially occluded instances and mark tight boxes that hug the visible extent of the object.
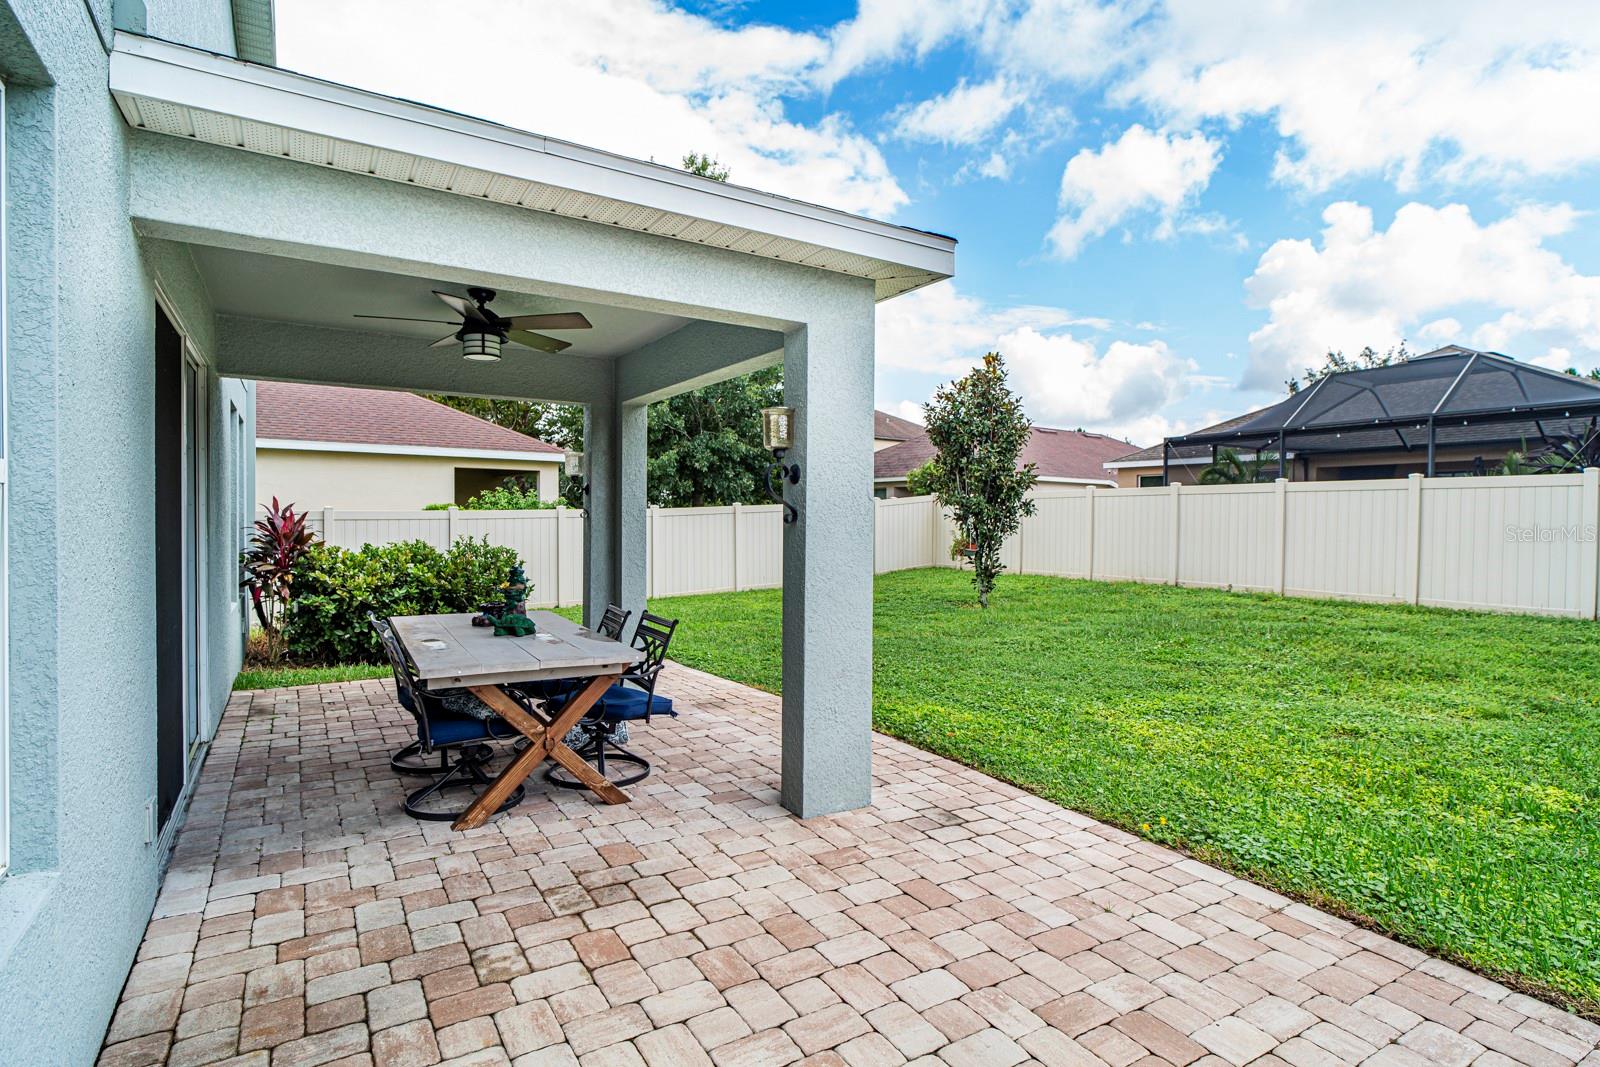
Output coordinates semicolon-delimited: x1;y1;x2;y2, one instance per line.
100;666;1600;1067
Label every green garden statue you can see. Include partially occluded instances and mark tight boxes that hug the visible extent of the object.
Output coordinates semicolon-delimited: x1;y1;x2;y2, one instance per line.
489;563;536;637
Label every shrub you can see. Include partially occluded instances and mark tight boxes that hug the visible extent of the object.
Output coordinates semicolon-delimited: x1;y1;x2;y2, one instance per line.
286;537;521;664
423;483;558;510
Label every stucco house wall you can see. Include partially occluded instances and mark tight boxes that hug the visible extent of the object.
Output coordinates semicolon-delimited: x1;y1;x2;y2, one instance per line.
257;446;562;510
0;1;255;1062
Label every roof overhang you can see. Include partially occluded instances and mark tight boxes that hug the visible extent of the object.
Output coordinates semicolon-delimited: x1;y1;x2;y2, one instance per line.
109;33;955;301
257;438;562;463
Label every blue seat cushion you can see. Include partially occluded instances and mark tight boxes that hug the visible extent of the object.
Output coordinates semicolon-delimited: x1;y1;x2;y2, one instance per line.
426;711;519;746
597;685;674;721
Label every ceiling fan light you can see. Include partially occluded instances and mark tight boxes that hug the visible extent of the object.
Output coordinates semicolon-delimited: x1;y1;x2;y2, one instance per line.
461;331;503;362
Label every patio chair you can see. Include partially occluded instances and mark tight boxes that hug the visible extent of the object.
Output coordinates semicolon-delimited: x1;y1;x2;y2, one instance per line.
368;612;527;821
512;604;632;705
545;610;678;789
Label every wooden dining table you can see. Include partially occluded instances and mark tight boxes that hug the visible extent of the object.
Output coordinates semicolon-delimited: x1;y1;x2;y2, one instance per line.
389;610;641;829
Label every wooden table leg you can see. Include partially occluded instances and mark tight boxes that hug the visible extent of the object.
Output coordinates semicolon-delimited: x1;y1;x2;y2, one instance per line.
452;674;625;830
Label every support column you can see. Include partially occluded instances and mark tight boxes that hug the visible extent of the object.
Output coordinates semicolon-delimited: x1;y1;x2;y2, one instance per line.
780;306;875;818
582;392;648;632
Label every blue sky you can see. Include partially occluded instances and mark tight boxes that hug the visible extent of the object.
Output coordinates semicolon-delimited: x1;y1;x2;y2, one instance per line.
278;0;1600;447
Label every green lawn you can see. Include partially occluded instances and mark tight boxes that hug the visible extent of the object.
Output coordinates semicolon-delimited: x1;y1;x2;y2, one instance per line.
234;663;390;691
645;568;1600;1013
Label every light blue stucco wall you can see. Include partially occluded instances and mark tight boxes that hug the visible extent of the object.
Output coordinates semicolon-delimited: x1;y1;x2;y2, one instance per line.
0;2;250;1062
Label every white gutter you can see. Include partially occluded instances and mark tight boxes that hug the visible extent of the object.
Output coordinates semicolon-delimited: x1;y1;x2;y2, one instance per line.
257;438;562;463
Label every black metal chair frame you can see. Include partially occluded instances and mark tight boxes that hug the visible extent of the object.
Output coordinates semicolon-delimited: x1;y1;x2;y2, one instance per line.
369;612;526;822
546;610;677;790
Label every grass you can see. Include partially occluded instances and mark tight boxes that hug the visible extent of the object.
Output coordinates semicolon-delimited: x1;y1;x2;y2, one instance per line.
234;663;390;690
643;568;1600;1014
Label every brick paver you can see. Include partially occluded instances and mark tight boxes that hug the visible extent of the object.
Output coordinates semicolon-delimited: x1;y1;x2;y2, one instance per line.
98;666;1600;1066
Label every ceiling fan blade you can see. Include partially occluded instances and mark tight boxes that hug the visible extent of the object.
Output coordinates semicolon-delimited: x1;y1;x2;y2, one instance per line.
507;329;571;353
353;314;460;325
433;290;491;324
429;332;460;348
505;312;592;331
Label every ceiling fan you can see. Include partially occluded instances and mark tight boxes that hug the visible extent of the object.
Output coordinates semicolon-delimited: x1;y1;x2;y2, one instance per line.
355;287;592;362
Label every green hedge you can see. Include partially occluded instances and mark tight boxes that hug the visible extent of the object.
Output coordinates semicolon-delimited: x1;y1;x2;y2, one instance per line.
286;537;521;664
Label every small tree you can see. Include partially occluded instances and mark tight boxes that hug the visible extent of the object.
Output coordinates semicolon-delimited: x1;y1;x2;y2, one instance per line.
682;151;730;182
921;353;1037;608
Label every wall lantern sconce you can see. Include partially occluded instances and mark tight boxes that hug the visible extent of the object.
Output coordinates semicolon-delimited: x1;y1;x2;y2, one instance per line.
460;330;504;362
564;449;589;499
761;406;800;525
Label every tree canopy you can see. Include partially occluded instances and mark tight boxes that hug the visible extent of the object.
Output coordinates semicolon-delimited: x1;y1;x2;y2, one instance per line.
920;353;1037;608
1287;343;1413;393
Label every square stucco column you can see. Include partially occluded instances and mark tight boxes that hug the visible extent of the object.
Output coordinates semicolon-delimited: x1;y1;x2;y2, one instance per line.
780;304;875;818
583;397;649;631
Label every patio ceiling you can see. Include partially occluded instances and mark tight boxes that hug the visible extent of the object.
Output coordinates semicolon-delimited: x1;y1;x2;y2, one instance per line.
188;245;692;361
109;34;955;301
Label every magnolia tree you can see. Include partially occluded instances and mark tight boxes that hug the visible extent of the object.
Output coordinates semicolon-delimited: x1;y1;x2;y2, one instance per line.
921;353;1038;608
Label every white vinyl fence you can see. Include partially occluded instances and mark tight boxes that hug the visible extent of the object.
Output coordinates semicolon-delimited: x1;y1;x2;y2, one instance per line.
308;468;1600;619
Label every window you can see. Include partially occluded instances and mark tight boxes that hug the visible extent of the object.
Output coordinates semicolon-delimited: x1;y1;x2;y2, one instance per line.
1137;474;1166;487
454;467;538;505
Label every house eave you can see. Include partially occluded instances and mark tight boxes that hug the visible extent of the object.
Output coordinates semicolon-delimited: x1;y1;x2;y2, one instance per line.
256;438;563;463
108;33;956;301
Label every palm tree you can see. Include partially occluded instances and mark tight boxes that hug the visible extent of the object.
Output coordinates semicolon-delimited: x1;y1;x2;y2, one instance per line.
1527;418;1600;474
1199;448;1280;484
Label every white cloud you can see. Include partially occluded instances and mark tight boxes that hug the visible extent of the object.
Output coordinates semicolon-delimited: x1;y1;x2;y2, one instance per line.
276;0;906;217
1103;2;1600;192
1048;125;1222;258
887;400;927;425
876;282;1196;441
1242;200;1600;388
892;77;1025;146
978;152;1012;180
816;0;996;88
818;1;1600;195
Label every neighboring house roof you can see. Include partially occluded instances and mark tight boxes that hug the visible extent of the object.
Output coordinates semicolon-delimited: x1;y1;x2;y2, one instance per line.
873;409;923;443
876;425;1139;483
255;381;562;459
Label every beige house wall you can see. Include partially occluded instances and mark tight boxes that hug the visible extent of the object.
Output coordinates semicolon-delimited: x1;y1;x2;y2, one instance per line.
1110;444;1514;488
257;447;562;511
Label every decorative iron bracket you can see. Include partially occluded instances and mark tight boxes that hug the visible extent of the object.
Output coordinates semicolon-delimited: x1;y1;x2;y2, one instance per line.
765;449;800;525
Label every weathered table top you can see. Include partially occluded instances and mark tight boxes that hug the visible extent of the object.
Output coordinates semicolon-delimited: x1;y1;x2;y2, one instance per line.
390;610;639;689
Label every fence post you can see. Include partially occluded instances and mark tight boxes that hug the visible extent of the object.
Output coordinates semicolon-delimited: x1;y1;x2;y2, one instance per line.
1274;478;1288;596
1014;500;1025;576
1083;485;1095;580
647;505;658;598
731;502;742;592
1405;473;1424;605
446;505;459;546
322;507;337;548
554;505;566;607
1582;467;1600;620
1168;482;1181;585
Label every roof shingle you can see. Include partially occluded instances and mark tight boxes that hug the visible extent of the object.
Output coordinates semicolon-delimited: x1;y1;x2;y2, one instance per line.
255;381;562;455
875;424;1139;482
